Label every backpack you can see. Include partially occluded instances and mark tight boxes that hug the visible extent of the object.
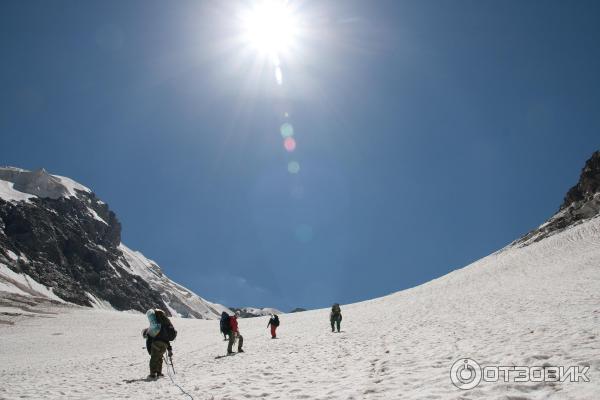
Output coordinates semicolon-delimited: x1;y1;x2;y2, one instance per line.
272;315;280;326
220;312;231;333
155;309;178;342
332;304;341;315
162;322;178;341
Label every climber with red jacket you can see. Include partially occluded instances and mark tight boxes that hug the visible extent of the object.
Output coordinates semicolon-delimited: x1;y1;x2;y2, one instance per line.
225;312;244;355
267;314;280;339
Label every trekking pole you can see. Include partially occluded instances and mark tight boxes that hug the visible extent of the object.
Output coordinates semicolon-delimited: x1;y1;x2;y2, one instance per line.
169;354;176;375
163;354;176;375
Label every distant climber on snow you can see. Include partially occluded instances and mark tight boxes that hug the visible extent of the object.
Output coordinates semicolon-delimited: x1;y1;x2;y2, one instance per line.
267;314;280;339
223;311;244;355
330;303;342;333
142;308;177;380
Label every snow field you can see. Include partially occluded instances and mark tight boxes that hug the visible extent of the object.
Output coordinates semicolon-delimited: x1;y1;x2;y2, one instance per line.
0;180;34;203
1;217;599;399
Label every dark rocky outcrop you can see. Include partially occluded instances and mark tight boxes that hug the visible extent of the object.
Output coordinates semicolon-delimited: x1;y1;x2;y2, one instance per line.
0;168;177;313
560;151;600;211
515;151;600;246
0;192;167;312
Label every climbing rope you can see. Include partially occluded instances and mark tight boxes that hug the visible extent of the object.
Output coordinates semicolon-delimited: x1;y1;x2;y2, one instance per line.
163;354;194;400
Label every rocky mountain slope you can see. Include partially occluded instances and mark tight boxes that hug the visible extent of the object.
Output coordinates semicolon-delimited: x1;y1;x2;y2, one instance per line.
0;167;230;319
515;150;600;246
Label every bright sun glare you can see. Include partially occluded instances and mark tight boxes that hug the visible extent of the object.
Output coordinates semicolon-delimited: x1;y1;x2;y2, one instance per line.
241;0;299;58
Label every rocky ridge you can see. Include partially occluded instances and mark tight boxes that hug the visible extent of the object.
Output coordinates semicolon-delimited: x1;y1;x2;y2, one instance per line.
515;151;600;246
0;167;229;318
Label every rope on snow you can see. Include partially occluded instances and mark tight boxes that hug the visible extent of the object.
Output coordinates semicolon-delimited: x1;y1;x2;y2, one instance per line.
163;354;195;400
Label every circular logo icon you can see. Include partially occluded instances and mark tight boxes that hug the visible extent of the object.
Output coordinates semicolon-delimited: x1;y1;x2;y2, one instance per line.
450;358;482;390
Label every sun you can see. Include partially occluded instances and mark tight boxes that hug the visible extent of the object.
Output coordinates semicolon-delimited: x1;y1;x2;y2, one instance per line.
240;0;300;58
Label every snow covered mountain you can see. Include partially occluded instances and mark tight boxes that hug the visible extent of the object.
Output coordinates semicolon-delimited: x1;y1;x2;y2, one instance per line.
230;306;284;318
1;152;598;399
0;167;230;319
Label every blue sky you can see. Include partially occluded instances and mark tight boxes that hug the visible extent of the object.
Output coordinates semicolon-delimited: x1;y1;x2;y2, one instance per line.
1;0;599;311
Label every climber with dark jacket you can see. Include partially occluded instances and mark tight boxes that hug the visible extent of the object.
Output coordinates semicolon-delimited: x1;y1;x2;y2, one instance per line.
142;309;176;379
267;314;280;338
330;303;342;333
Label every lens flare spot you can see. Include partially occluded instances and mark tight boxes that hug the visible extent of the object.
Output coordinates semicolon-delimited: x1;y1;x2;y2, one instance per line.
295;224;313;243
288;161;300;174
275;67;283;85
284;137;296;152
284;112;289;118
280;123;294;138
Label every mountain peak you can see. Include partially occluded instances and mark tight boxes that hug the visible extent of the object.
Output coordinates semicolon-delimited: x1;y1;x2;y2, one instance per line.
0;167;230;319
0;166;90;200
561;150;600;211
515;150;600;246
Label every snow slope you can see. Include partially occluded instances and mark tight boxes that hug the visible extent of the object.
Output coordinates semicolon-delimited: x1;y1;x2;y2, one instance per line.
0;263;64;302
1;216;598;399
0;180;35;203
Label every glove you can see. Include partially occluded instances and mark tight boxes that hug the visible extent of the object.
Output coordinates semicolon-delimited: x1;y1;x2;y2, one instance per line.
168;349;173;357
